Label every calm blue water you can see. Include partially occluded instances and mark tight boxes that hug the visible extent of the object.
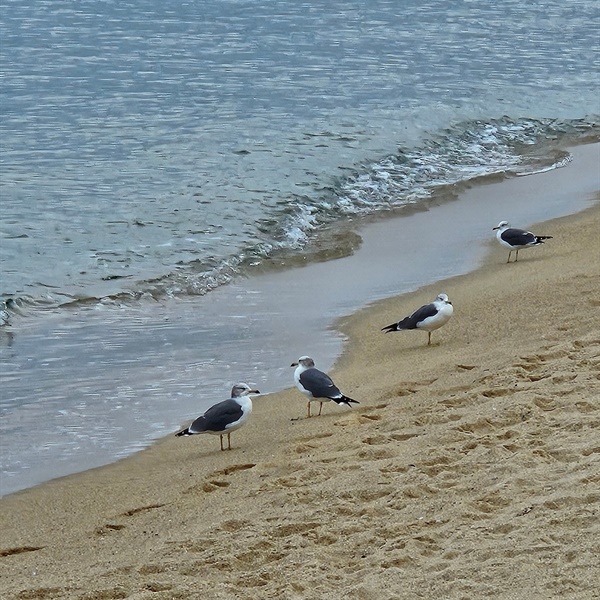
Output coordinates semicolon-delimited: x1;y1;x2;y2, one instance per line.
1;0;599;495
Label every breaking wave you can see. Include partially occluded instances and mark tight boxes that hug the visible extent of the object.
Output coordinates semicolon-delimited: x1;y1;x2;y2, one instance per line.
2;115;598;321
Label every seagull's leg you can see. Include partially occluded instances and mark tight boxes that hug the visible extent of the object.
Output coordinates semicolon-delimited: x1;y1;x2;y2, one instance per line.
507;251;512;263
227;432;232;450
427;331;432;345
318;402;323;416
515;249;519;262
307;401;312;418
219;434;225;451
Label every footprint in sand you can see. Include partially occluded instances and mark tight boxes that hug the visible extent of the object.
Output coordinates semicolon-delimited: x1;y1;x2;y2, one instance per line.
292;433;334;454
471;491;512;514
270;521;321;538
211;463;256;477
10;586;71;598
0;545;44;557
184;463;256;495
94;523;126;536
323;403;389;427
481;388;514;398
218;519;251;532
362;434;388;446
121;503;166;517
138;564;169;574
202;480;231;492
81;587;129;599
142;582;174;592
93;503;167;536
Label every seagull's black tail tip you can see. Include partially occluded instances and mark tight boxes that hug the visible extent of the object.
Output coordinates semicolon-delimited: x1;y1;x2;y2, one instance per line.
175;428;190;437
535;235;553;243
381;323;398;333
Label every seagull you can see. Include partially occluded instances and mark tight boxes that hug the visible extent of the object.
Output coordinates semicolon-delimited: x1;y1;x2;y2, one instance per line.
382;293;453;346
493;221;553;263
291;356;359;418
175;383;259;450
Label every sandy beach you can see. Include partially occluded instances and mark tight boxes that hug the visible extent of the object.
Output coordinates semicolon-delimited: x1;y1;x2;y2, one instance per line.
1;188;599;597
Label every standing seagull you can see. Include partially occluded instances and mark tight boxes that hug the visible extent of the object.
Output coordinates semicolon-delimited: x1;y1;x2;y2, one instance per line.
175;383;259;450
382;293;453;346
493;221;553;263
291;356;359;418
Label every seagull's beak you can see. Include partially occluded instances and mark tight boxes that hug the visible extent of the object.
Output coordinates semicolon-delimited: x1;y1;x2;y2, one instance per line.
447;301;452;305
249;389;260;394
492;226;499;230
290;362;298;367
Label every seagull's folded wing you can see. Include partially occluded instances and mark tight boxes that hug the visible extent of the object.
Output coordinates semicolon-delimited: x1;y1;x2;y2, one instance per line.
299;369;341;399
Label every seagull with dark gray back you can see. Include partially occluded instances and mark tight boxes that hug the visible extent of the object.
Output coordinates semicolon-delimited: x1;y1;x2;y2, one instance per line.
382;293;453;346
493;220;553;263
291;356;359;418
176;382;259;450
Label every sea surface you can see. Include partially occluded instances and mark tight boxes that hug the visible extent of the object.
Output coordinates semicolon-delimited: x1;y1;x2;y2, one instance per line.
1;0;599;496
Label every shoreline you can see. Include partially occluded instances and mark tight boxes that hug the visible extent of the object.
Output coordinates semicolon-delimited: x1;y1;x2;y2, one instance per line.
2;142;599;497
1;189;599;596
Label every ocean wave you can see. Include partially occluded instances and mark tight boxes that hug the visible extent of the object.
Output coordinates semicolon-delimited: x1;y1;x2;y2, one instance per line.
293;117;595;221
3;116;598;317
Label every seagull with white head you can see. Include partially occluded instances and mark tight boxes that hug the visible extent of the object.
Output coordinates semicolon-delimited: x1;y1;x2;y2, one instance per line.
493;221;553;263
291;356;359;418
175;382;259;450
382;293;453;346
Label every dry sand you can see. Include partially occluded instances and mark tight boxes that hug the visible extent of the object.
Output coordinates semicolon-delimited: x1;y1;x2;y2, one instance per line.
1;197;599;599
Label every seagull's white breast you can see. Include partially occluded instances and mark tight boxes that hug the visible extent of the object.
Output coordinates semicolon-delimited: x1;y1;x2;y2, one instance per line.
420;302;453;332
294;365;312;397
224;396;253;432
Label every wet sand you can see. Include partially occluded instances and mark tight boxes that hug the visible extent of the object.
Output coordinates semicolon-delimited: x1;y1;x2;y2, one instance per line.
1;182;599;595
